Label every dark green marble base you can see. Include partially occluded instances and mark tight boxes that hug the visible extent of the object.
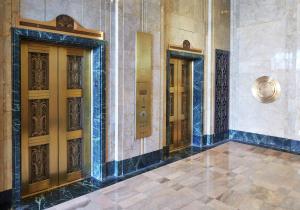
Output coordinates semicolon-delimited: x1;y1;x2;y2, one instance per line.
0;189;12;210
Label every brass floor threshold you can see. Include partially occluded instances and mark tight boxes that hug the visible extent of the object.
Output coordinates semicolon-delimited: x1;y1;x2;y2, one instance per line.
170;144;190;153
22;178;84;199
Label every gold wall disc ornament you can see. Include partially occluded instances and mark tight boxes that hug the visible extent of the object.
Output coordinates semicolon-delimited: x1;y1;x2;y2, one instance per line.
252;76;281;103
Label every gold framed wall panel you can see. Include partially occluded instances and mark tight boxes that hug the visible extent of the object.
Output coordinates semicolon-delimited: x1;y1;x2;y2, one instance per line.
136;32;152;139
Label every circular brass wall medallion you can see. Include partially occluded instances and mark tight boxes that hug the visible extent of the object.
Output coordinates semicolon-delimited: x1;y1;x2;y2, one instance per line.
252;76;281;103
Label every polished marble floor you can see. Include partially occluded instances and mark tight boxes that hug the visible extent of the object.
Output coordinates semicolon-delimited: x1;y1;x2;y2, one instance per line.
48;142;300;210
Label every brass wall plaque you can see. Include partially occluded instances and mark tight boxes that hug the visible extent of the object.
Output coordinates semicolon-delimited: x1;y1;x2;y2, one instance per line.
252;76;281;103
136;32;152;139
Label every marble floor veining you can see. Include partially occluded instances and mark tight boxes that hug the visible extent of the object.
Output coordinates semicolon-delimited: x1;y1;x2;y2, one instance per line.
48;142;300;210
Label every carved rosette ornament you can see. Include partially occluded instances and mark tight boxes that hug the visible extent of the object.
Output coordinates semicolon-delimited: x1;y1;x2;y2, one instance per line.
252;76;281;103
56;15;74;30
183;40;191;50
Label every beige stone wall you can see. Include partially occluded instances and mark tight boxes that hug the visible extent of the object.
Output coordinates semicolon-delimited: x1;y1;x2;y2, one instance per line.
19;0;163;161
213;0;230;51
163;0;230;136
0;0;231;193
164;0;206;49
230;0;300;140
0;0;19;193
210;0;230;132
114;0;162;160
163;0;207;144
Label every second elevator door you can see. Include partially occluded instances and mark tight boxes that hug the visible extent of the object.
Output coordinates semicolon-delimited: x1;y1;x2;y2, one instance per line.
169;58;192;151
21;42;91;197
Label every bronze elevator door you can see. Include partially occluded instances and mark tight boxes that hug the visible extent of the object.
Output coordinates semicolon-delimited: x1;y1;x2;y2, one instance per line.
169;58;191;151
21;42;91;197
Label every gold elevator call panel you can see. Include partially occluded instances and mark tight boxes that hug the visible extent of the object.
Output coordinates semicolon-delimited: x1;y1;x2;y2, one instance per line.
136;32;152;139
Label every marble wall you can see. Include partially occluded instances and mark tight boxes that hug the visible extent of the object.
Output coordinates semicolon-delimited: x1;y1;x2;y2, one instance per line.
18;0;160;161
0;0;18;194
230;0;300;140
164;0;208;139
164;0;230;137
164;0;206;49
19;0;163;161
0;0;231;194
210;0;230;133
114;0;162;161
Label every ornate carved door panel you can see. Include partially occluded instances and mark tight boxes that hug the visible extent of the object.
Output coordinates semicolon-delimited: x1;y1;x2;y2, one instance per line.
169;58;192;151
58;48;91;185
21;42;91;197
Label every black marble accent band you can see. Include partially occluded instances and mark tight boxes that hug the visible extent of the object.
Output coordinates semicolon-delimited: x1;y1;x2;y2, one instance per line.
12;28;106;203
105;149;164;177
0;189;12;210
117;149;163;176
166;50;204;147
203;131;229;146
229;130;300;154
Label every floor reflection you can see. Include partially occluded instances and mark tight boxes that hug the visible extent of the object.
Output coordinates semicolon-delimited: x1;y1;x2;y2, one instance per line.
49;142;300;210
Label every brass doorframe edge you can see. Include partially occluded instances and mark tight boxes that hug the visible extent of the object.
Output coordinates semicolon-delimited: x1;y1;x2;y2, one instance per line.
168;44;203;55
21;178;84;199
17;16;104;40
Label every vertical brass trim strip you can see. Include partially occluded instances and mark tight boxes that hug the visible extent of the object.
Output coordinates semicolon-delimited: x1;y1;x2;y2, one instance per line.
83;50;92;176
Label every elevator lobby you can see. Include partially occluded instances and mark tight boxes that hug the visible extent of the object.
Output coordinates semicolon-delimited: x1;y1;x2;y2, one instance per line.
0;0;300;209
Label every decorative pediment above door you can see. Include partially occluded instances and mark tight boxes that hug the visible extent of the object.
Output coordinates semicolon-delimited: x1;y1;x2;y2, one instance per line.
17;15;104;40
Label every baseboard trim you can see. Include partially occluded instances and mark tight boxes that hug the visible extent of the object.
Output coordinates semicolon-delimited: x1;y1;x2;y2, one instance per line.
104;130;300;179
229;130;300;154
105;149;163;177
203;131;229;146
0;189;12;210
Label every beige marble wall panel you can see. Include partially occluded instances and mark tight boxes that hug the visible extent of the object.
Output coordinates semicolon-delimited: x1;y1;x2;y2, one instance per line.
230;0;300;141
20;0;117;161
0;9;4;188
113;0;163;160
238;0;286;28
208;0;230;134
229;0;238;131
82;0;101;30
20;0;45;20
46;0;83;23
164;0;208;141
165;0;230;137
16;0;219;164
213;0;230;51
165;0;206;49
119;0;142;160
102;1;115;162
143;0;162;154
0;0;16;192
